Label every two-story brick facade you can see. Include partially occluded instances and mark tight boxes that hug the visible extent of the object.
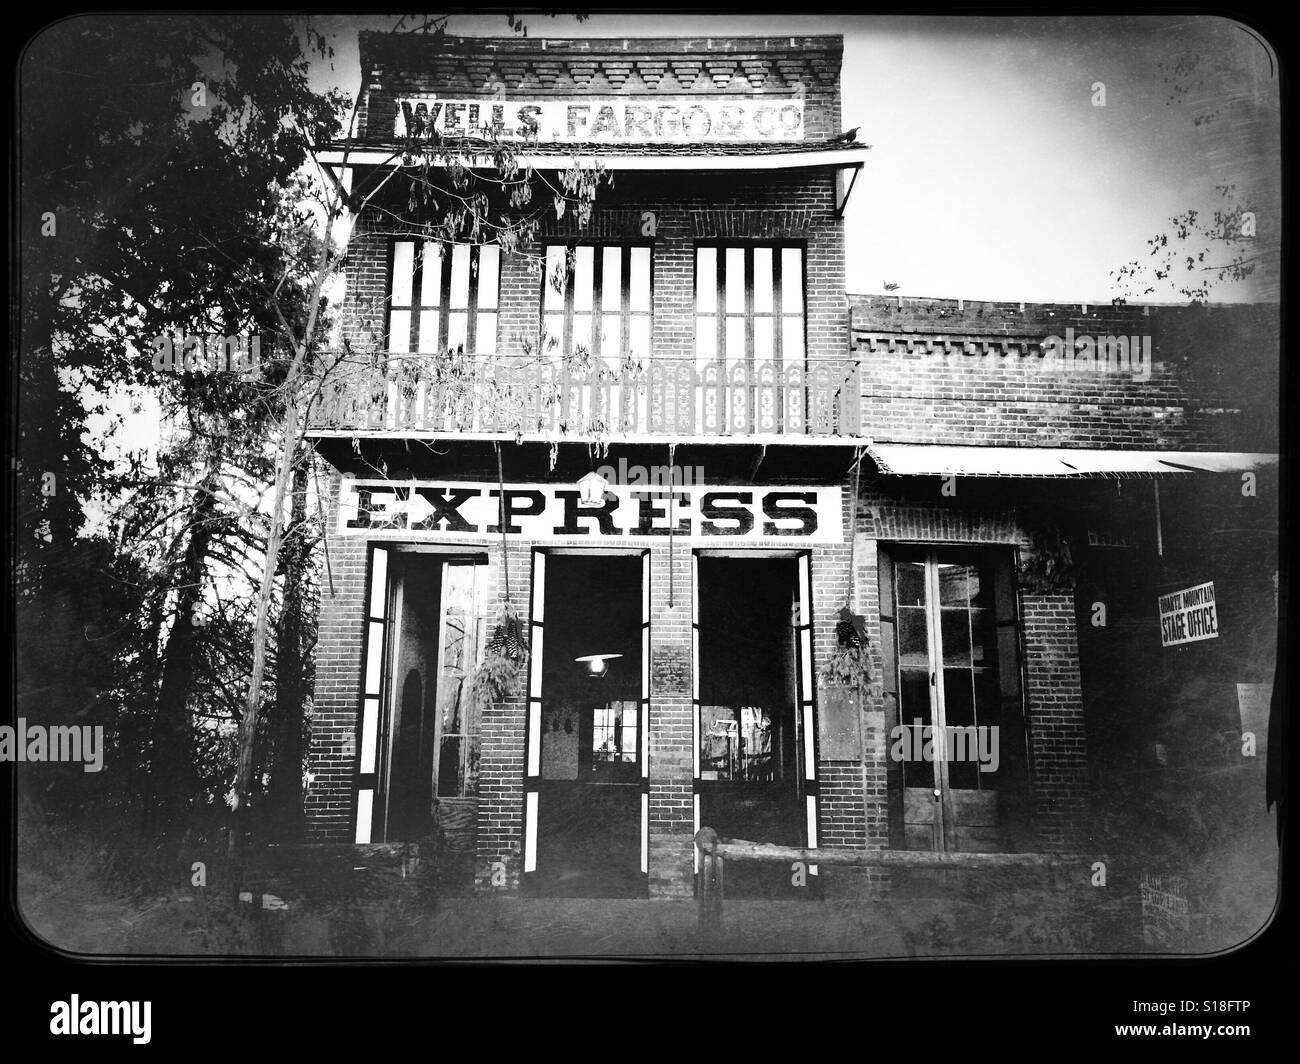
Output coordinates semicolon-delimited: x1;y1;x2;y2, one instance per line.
303;31;1278;903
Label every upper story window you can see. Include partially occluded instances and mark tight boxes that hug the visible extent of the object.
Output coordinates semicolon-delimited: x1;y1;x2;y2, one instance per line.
695;243;805;368
541;244;652;369
387;241;500;356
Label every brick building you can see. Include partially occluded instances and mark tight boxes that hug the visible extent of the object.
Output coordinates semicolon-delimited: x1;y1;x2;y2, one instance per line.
304;31;1278;901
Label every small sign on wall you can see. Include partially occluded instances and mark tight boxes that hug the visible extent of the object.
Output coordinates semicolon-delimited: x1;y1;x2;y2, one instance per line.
1236;683;1271;759
1140;871;1191;947
1158;581;1219;647
818;685;862;761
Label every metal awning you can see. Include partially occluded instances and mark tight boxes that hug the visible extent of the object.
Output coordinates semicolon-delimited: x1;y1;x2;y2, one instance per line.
317;146;867;172
866;443;1279;478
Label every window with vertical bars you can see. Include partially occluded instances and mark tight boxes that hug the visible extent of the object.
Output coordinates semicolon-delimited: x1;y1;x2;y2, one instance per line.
387;241;500;355
541;244;652;368
694;243;805;369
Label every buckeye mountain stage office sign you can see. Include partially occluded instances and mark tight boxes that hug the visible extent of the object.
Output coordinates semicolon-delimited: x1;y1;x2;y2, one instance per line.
394;98;806;143
1158;581;1219;648
338;479;843;545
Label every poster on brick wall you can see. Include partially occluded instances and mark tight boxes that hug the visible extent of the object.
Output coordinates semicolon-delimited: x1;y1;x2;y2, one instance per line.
1158;582;1219;647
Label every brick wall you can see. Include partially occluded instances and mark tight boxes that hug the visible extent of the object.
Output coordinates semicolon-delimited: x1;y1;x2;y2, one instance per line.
303;471;362;842
1021;595;1090;849
303;476;1096;879
850;294;1277;451
812;483;861;849
356;33;843;144
647;542;693;899
304;29;1109;887
337;169;846;372
852;487;1092;851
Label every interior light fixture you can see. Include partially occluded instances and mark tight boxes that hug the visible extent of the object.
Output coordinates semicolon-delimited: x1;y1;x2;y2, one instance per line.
575;653;623;678
576;471;611;508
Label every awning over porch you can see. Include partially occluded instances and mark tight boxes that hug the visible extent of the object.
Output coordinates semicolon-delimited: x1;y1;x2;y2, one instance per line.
318;142;868;172
865;443;1279;478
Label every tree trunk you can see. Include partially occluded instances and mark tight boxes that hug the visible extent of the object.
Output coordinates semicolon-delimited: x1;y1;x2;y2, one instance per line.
148;453;222;848
231;390;304;859
266;452;311;841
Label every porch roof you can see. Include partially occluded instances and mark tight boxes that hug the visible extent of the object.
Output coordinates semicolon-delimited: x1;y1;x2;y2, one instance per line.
865;443;1279;479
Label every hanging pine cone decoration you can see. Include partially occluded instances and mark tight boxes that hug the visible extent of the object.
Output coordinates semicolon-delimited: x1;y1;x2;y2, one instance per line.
836;605;867;648
820;606;872;688
472;603;530;711
486;603;529;665
836;618;861;648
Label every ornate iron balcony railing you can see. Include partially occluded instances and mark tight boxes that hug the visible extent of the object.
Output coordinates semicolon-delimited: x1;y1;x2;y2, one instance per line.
308;352;862;439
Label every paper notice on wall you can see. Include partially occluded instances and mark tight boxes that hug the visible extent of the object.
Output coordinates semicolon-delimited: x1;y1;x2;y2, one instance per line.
1236;683;1271;759
540;712;579;780
1157;581;1219;647
1140;871;1191;948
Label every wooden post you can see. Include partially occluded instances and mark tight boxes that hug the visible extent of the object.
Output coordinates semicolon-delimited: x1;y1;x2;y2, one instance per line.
695;827;723;934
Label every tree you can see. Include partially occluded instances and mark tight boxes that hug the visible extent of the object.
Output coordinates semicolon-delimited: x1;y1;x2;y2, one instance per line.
18;15;344;844
1110;34;1280;304
18;13;612;863
222;15;613;851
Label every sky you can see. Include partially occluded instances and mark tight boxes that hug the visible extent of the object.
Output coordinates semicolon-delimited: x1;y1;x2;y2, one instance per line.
68;11;1283;520
307;12;1281;305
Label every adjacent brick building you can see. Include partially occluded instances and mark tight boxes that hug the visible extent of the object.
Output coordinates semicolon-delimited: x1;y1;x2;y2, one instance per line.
303;31;1278;900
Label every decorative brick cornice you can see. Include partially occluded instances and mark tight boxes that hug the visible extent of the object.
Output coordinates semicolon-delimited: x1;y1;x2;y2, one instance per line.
361;35;840;99
669;59;703;89
569;61;598;88
602;60;633;88
690;207;821;237
636;60;667;89
853;331;1050;358
498;59;528;91
706;59;738;89
533;60;563;88
741;59;770;88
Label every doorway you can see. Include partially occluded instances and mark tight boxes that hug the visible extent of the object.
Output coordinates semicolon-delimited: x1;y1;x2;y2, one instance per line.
695;554;815;897
882;547;1029;853
354;550;486;851
526;552;648;898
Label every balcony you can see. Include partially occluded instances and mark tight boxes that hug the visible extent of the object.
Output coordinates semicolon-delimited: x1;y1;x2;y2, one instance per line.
307;352;862;440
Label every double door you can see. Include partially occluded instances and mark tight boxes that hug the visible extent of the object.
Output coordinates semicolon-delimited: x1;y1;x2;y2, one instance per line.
884;548;1027;853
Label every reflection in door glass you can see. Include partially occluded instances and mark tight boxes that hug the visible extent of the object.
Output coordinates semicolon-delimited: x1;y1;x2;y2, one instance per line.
896;560;926;607
701;705;775;782
593;703;638;763
897;606;929;666
436;564;484;798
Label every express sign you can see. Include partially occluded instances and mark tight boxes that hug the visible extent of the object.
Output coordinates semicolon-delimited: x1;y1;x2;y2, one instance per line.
394;97;806;143
338;479;843;544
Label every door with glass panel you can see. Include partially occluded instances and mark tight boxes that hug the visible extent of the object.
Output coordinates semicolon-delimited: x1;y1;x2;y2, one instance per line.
362;553;486;847
887;548;1026;853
